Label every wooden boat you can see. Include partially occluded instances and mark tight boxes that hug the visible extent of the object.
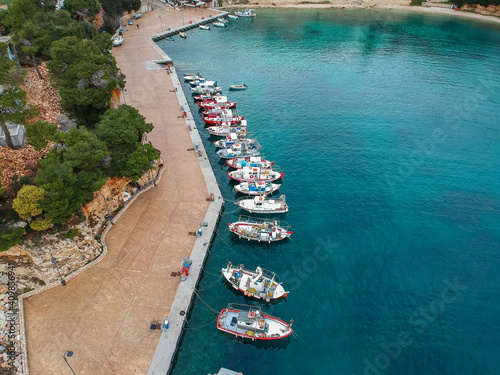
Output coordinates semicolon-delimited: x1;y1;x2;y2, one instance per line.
228;166;283;183
207;123;247;137
190;79;217;88
229;84;247;91
184;73;202;81
203;110;244;125
217;142;260;159
222;261;289;301
234;181;280;196
198;96;236;110
235;9;256;17
227;156;275;169
217;303;293;340
214;134;256;148
228;216;292;243
179;32;187;39
236;195;289;214
191;85;222;94
193;93;216;101
213;22;226;28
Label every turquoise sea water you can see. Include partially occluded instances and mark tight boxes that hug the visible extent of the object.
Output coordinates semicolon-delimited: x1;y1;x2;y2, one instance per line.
158;9;500;375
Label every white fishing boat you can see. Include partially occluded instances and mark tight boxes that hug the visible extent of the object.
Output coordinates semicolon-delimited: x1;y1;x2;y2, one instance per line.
222;261;289;301
206;122;248;137
214;134;256;148
184;73;202;81
227;156;275;169
217;303;293;341
199;24;210;30
235;9;256;17
217;142;260;159
213;22;226;28
209;368;242;375
203;109;244;125
228;216;292;243
198;96;236;109
228;15;239;19
228;166;283;182
190;79;217;88
229;84;247;91
236;195;288;214
234;181;280;196
191;85;223;95
193;93;216;101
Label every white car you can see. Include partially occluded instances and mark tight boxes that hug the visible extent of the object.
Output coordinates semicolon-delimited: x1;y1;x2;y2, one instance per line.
112;36;124;47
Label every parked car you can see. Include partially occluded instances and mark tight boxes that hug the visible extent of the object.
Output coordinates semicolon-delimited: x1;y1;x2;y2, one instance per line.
112;36;124;47
134;13;143;19
128;19;133;25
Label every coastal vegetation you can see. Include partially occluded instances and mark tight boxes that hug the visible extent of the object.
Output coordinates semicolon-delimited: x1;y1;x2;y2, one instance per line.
0;0;159;250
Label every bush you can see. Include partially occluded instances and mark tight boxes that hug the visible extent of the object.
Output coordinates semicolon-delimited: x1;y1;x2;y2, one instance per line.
62;228;79;238
0;227;25;252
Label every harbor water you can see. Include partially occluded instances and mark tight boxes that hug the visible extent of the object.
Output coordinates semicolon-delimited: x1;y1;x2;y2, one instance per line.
157;9;500;375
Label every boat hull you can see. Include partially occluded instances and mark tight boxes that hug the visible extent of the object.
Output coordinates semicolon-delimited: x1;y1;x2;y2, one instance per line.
217;308;292;340
228;222;292;243
203;116;243;125
222;267;289;300
234;182;280;196
227;170;284;183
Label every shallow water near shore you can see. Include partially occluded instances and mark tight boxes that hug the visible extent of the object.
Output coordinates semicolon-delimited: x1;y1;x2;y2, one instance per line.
158;9;500;375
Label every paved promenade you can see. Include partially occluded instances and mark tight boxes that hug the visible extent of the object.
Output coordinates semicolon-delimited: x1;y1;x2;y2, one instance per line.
23;7;216;375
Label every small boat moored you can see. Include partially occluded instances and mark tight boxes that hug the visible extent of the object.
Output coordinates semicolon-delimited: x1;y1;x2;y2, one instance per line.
228;166;284;182
179;32;187;39
198;96;236;110
191;84;223;95
217;303;293;340
214;134;256;148
184;73;202;81
235;9;256;17
234;181;280;196
228;215;292;243
222;261;290;301
227;156;275;169
229;84;248;91
236;194;289;214
228;15;239;19
217;142;260;159
213;22;227;28
207;121;247;137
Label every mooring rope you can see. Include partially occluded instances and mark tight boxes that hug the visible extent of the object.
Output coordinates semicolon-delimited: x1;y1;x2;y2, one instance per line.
193;290;220;315
183;316;219;331
196;273;223;291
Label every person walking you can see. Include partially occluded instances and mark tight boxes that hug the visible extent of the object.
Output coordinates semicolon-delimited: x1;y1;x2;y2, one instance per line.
137;24;139;29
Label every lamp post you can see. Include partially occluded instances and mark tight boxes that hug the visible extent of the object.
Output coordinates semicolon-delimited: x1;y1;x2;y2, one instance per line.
48;248;66;286
158;15;163;32
62;350;76;375
99;190;113;225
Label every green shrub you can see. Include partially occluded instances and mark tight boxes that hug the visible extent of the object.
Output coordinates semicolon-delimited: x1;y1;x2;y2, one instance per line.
0;227;25;252
62;228;79;239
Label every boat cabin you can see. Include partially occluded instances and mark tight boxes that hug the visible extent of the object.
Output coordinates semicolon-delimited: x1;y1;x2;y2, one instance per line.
234;310;267;333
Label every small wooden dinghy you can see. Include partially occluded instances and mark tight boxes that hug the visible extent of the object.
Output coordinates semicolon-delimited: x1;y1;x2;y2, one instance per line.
229;84;247;91
179;32;187;39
